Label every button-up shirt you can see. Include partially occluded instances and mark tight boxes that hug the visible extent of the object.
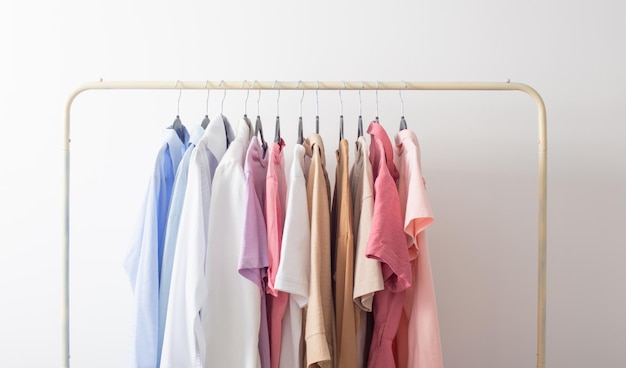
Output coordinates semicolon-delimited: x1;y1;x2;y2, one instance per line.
366;122;412;368
203;117;261;367
239;136;271;368
124;125;190;368
158;123;204;364
393;129;441;368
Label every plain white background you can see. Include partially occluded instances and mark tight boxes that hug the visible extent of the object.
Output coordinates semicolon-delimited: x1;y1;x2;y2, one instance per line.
1;0;624;367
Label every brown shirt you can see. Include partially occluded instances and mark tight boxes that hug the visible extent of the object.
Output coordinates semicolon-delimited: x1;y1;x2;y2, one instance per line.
332;139;358;367
304;134;336;368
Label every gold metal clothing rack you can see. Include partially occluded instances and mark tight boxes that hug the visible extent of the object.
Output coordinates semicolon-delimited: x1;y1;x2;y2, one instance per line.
62;80;548;368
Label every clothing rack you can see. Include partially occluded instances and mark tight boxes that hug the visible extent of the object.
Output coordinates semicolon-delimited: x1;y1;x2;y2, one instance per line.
62;80;548;368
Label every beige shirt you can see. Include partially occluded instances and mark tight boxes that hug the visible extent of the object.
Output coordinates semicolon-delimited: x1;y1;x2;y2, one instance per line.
350;136;383;368
304;134;336;368
332;139;358;367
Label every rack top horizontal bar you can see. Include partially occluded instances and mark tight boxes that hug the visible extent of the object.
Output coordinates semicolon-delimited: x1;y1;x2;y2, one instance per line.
74;80;535;91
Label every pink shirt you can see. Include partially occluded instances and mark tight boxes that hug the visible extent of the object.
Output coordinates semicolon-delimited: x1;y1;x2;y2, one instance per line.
394;129;442;368
265;140;289;368
238;136;271;368
366;122;412;368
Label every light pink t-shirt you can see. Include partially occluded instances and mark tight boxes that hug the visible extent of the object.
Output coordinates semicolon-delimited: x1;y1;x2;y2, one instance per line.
265;140;289;368
366;122;412;368
394;129;442;368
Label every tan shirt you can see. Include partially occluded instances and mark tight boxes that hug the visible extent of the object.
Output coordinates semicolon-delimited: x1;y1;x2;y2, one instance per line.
304;134;336;368
331;139;358;367
350;136;383;367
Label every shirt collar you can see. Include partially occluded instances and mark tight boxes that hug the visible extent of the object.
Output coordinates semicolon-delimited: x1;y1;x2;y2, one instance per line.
189;123;205;147
336;138;349;161
235;116;253;142
200;113;235;162
292;144;306;176
367;121;398;179
269;138;285;164
164;126;189;167
304;133;326;166
394;128;419;151
247;136;269;169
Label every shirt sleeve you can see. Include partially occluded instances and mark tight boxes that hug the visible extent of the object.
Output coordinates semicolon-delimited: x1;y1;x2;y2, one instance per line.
365;163;412;293
238;168;268;286
123;146;168;368
274;172;310;307
404;151;434;250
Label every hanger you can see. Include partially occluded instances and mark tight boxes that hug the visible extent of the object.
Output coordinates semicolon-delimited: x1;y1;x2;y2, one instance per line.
171;80;185;141
339;81;345;141
297;81;304;144
399;81;408;131
242;80;250;119
375;80;380;124
357;81;364;138
274;81;281;143
201;80;210;129
315;81;320;134
254;81;268;153
219;80;226;115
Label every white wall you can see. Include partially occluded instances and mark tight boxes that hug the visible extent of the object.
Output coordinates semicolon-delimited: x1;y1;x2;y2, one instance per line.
1;0;624;367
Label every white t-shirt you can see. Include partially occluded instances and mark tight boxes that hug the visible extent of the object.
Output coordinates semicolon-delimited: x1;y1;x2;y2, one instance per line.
274;144;311;368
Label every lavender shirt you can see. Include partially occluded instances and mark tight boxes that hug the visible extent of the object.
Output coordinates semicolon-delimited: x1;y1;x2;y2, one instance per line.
238;136;271;368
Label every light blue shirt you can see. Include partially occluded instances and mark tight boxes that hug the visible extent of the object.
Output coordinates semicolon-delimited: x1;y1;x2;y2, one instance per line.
124;125;190;368
157;123;204;364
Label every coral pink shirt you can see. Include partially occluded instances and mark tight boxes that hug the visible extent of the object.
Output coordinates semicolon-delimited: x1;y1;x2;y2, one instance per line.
265;140;289;368
394;129;442;368
366;122;412;368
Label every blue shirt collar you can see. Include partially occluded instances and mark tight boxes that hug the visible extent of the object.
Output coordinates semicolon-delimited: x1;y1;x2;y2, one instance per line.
189;123;205;147
164;126;189;167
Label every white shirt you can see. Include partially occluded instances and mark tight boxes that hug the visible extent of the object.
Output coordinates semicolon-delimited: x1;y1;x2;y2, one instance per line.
158;123;204;364
274;144;311;368
203;117;261;367
160;115;234;368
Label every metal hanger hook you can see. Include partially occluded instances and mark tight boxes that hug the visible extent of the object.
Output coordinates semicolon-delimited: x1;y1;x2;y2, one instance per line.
204;80;210;116
316;81;320;116
376;80;380;118
297;81;304;117
242;80;249;116
359;81;364;116
399;81;406;117
339;81;346;116
254;81;261;116
274;80;280;116
219;80;226;114
175;80;182;116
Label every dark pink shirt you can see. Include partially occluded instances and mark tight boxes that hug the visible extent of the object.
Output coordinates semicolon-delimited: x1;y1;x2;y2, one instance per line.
366;122;412;368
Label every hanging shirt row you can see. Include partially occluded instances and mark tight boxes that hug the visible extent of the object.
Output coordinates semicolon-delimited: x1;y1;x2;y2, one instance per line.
124;112;443;368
